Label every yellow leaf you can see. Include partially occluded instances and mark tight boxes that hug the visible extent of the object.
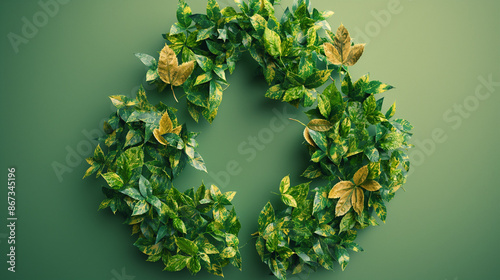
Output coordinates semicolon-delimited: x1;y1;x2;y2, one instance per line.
344;44;365;66
323;24;365;67
303;127;316;147
351;187;364;215
334;24;351;63
360;180;382;192
154;110;180;145
353;165;369;185
158;44;195;102
307;119;333;132
328;181;354;199
323;42;341;65
336;190;353;216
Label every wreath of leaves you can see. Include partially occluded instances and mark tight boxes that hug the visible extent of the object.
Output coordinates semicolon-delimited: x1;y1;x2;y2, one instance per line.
84;0;413;279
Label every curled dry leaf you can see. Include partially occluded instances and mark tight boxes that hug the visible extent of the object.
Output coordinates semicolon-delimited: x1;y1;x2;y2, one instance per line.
328;165;383;216
303;127;316;147
158;44;195;102
307;119;333;132
153;110;182;145
323;24;365;67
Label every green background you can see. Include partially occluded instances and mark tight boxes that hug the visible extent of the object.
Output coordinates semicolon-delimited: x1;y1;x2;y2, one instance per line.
1;0;499;279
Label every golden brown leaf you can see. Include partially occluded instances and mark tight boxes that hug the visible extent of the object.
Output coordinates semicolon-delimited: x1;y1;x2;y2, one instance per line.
323;42;341;65
335;190;353;216
334;24;351;63
307;119;333;132
344;44;365;67
172;125;182;135
158;44;195;102
360;179;382;192
153;110;180;145
328;181;355;199
303;127;316;147
353;165;369;185
323;24;365;67
351;187;364;215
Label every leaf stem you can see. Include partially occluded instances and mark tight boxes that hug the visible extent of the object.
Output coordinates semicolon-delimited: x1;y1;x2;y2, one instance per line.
289;118;307;127
171;85;179;103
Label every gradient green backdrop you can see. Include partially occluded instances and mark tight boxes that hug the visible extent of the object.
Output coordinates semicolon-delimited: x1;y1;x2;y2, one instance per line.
1;0;499;279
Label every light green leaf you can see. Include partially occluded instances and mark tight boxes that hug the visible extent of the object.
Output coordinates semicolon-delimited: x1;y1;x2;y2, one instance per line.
175;237;199;256
132;200;150;216
101;173;123;189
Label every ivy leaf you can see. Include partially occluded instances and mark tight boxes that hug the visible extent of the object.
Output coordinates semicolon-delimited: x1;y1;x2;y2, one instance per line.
308;129;327;152
173;218;187;234
158;44;195;102
323;24;365;66
307;119;333;132
139;175;153;198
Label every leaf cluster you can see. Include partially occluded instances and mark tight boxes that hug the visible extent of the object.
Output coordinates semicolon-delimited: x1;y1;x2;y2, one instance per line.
84;87;241;276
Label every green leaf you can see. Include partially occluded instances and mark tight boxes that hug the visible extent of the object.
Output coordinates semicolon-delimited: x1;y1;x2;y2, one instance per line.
139;175;153;198
194;54;214;72
364;146;380;162
265;84;285;100
206;0;221;22
98;198;112;210
124;129;142;148
270;259;286;280
135;53;156;68
313;188;329;213
365;80;394;95
250;14;266;36
279;175;290;194
165;254;189;271
209;79;224;112
334;245;350;271
318;92;331;118
176;0;192;28
202;242;219;255
120;188;144;201
315;224;336;237
302;165;323;179
185;146;207;172
380;132;404;150
132;200;150;216
305;70;332;88
173;218;187;234
101;173;123;189
298;55;314;80
194;72;213;86
175;237;199;256
385;101;397;119
220;247;237;258
323;83;344;124
283;85;305;102
308;129;327;152
281;193;298;208
187;256;201;274
258;202;275;232
264;27;282;57
339;212;356;233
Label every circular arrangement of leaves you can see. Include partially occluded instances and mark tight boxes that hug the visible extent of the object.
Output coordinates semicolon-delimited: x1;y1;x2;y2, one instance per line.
83;0;413;279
